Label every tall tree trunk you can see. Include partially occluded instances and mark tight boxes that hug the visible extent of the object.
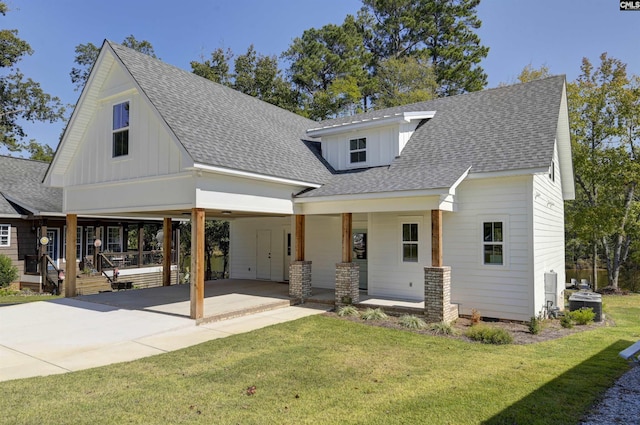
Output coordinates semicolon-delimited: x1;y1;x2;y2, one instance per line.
592;241;598;290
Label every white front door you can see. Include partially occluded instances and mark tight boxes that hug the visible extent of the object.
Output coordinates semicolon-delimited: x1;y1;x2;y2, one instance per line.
256;230;271;280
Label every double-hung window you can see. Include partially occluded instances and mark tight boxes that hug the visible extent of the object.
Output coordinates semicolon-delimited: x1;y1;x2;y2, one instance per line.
107;226;122;252
483;221;503;265
0;224;10;247
112;101;129;157
402;223;419;262
349;137;366;164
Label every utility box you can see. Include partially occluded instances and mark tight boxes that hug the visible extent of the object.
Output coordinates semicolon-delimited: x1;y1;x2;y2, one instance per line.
544;271;559;308
569;292;603;322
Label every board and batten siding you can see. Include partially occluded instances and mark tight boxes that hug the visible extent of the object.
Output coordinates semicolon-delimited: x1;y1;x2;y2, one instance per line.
65;63;184;188
229;217;289;281
531;141;566;315
444;175;534;322
368;211;431;300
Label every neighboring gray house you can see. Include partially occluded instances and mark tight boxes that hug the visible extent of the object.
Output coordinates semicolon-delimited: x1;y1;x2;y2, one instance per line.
43;41;574;322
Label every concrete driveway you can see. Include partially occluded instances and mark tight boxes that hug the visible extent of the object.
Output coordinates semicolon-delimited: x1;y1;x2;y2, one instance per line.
0;294;329;382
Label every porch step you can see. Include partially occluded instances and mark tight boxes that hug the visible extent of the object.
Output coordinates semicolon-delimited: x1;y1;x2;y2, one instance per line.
75;276;112;296
196;299;293;325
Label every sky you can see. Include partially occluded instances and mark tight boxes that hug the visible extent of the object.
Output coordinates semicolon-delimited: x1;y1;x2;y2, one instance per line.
4;0;640;155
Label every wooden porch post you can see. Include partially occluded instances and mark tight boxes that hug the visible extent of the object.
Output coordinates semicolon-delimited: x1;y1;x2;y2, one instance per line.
295;214;305;261
94;225;102;272
137;223;144;267
163;217;172;286
190;208;205;319
65;214;77;297
431;210;443;267
39;221;47;293
342;213;352;263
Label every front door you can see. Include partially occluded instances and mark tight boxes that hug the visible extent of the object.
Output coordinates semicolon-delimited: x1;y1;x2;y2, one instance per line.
353;229;368;290
256;230;271;280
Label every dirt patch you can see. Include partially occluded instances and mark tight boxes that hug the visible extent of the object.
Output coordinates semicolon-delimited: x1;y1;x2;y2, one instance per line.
324;311;609;345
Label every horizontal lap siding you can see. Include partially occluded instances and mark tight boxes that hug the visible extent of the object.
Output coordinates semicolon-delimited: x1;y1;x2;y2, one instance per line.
0;221;22;281
445;176;533;321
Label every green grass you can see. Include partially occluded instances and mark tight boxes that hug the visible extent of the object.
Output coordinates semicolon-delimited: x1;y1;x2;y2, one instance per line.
0;291;61;305
0;295;639;424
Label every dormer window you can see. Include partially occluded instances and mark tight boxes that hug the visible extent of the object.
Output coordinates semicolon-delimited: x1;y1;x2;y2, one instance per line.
112;101;129;157
350;138;366;164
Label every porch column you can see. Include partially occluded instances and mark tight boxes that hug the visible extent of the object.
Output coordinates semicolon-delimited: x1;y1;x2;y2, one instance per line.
190;208;205;319
94;225;102;272
431;209;443;267
65;214;77;297
336;213;359;306
289;214;312;300
163;217;172;287
425;209;457;324
137;223;144;268
39;221;47;293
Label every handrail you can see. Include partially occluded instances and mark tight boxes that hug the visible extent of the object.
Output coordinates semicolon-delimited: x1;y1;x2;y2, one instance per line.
43;255;61;295
98;252;115;269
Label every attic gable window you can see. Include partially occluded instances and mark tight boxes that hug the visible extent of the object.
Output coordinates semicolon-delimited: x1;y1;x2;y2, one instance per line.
350;138;366;164
112;101;129;157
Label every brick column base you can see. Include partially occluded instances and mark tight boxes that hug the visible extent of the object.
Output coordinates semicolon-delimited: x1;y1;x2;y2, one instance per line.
335;262;359;306
289;261;312;300
425;266;458;324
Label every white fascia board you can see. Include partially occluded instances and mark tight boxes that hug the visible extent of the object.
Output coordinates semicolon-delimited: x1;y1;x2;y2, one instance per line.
306;111;436;137
294;187;448;204
0;213;24;219
465;167;549;180
191;163;322;188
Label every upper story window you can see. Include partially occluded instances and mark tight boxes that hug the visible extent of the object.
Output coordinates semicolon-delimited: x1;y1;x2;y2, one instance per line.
112;101;129;157
483;221;503;265
402;223;418;262
0;224;10;247
350;137;366;164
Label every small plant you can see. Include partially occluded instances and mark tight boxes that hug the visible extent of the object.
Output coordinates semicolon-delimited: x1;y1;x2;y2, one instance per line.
428;321;456;335
361;308;388;321
340;296;353;305
470;308;482;326
528;316;542;335
337;305;360;317
0;287;19;296
568;308;595;325
0;254;18;288
399;314;427;329
560;314;574;329
465;325;513;345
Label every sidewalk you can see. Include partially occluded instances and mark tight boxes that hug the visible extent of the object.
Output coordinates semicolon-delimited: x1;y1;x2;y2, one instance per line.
0;298;329;382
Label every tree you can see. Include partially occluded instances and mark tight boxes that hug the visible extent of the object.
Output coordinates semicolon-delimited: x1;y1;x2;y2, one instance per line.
70;35;156;91
191;47;233;85
359;0;489;96
567;53;640;290
0;253;18;288
23;139;53;162
499;63;552;86
374;55;437;108
0;3;65;152
179;220;229;280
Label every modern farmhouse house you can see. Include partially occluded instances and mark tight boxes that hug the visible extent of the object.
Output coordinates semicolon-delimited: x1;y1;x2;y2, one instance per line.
43;41;573;322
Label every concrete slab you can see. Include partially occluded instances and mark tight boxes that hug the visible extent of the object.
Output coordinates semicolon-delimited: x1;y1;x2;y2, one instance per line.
0;290;330;382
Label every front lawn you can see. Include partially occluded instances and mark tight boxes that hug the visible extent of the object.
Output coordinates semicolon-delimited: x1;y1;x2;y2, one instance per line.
0;295;638;424
0;289;61;305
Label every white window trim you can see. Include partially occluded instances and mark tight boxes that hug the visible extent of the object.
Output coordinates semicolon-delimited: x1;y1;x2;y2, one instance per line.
0;224;10;247
398;216;423;264
349;137;367;165
112;99;131;159
478;215;509;268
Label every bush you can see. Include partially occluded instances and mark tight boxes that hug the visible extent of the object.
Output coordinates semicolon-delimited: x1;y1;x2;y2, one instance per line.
465;326;513;345
471;308;482;326
0;254;18;288
337;305;360;317
560;314;574;329
528;316;542;335
568;308;595;325
361;308;388;321
399;314;427;329
428;321;456;335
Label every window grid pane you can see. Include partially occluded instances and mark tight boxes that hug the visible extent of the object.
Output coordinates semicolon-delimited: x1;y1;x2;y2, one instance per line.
113;102;129;130
403;243;418;262
113;130;129;157
86;227;95;257
483;221;504;265
349;138;366;163
0;225;9;246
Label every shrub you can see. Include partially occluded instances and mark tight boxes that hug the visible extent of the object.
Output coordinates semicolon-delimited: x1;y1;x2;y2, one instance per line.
428;321;456;335
470;308;482;326
337;305;360;317
528;316;542;335
0;254;18;288
568;308;595;325
465;326;513;345
361;308;388;321
560;314;574;329
399;314;427;329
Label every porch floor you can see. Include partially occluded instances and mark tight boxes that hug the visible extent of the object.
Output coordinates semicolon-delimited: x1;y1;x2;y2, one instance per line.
75;279;425;321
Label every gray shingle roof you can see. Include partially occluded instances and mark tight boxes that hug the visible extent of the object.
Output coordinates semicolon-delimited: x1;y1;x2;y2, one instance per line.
298;75;565;198
109;42;332;185
0;156;62;214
